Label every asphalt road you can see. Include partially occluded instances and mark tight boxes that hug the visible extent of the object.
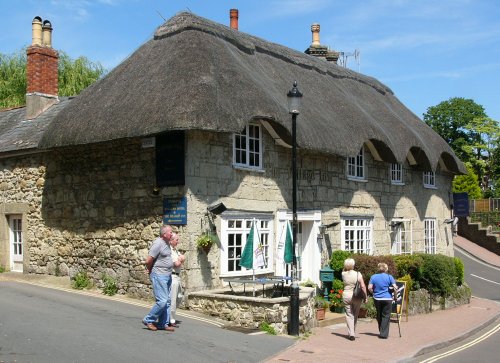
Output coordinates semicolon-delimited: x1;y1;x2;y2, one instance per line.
0;282;294;363
454;246;500;301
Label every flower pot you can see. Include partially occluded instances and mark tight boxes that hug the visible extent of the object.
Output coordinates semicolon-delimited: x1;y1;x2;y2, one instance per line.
316;308;326;320
332;306;345;314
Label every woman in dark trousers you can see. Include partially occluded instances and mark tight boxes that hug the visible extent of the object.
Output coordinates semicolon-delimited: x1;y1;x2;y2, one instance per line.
368;263;398;339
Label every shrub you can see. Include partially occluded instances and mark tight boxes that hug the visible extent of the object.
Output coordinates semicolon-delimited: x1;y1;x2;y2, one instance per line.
259;321;277;335
351;254;396;287
0;265;5;273
330;250;352;279
102;274;118;296
418;254;456;297
72;271;92;290
454;257;464;286
361;297;377;318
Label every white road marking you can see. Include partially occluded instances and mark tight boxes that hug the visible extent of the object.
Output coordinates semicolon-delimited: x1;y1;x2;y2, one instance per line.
470;274;500;286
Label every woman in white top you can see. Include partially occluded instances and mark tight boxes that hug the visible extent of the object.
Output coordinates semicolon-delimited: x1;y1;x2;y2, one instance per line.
341;258;367;341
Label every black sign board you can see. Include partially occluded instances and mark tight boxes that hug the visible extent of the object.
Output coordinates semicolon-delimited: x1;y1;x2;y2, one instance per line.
156;131;185;187
163;197;187;225
453;192;470;217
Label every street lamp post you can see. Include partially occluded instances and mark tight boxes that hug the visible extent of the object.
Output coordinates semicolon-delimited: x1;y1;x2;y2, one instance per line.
287;81;302;336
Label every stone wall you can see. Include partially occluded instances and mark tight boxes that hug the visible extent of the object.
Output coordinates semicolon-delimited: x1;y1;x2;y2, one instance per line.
1;128;455;298
187;286;316;335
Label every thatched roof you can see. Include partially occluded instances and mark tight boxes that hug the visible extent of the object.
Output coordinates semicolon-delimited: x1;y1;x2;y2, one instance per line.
0;98;71;155
37;12;464;173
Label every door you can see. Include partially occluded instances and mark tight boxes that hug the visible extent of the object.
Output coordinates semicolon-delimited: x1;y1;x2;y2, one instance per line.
9;215;23;272
297;221;321;285
275;210;322;286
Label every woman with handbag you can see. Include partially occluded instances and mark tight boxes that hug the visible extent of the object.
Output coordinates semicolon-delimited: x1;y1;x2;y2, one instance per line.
341;258;367;341
368;262;398;339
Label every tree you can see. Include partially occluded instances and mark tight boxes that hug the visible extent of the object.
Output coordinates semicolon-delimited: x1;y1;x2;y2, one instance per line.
423;97;500;197
423;97;487;162
452;163;482;200
0;49;105;109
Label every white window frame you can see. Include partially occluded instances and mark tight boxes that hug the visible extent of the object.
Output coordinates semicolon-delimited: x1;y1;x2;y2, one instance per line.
341;217;372;254
423;171;436;188
220;214;274;277
347;148;365;181
390;219;412;255
424;219;436;254
233;123;263;170
390;163;404;185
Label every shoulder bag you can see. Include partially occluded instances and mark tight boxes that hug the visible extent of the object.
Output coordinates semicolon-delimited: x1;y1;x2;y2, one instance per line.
353;272;365;299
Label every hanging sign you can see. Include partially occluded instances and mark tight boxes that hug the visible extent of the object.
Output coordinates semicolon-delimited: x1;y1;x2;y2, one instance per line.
163;197;187;225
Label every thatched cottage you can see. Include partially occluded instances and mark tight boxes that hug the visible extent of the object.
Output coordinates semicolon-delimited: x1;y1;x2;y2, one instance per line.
0;11;464;297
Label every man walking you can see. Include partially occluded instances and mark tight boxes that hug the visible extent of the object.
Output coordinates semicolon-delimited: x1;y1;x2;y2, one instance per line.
142;225;175;332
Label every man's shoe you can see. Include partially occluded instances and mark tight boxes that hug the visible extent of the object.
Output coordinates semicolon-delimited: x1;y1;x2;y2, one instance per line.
142;320;157;331
349;336;355;341
164;326;175;332
169;323;179;328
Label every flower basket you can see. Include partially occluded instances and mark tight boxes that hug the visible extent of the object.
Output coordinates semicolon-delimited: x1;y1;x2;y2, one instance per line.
196;232;217;252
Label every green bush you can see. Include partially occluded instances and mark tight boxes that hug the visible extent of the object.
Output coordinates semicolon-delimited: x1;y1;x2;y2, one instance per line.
0;265;5;273
361;297;377;318
329;250;352;280
102;274;118;296
351;254;397;287
72;271;92;290
418;254;456;297
454;257;464;286
259;321;277;335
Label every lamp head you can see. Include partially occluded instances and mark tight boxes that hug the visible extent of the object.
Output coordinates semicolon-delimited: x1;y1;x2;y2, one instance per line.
287;81;303;115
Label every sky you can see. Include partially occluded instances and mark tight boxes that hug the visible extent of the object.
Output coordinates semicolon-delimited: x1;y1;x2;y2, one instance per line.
1;0;499;121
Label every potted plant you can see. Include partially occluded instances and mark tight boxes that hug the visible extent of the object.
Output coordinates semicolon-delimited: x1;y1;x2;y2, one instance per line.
329;279;345;313
196;232;217;252
314;295;330;320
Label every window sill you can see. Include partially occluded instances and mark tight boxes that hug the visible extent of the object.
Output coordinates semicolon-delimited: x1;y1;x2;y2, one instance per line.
347;177;368;182
391;181;405;186
232;164;265;173
423;185;437;189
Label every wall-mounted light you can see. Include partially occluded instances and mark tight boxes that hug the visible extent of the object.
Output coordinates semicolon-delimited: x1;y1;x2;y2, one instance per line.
207;202;227;216
152;186;160;196
390;221;403;228
318;221;340;238
443;218;454;224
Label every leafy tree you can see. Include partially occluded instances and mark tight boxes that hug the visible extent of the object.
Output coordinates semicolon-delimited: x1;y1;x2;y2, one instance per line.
452;163;482;199
423;98;500;197
0;49;105;109
423;97;487;162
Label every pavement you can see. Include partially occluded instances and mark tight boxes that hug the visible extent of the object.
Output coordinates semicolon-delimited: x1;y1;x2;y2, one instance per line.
1;236;499;363
265;237;500;363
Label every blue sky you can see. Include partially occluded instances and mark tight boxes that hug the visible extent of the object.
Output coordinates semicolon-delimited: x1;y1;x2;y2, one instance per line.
2;0;499;121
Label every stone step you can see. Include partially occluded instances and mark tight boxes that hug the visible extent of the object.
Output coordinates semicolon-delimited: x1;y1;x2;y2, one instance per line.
317;311;345;327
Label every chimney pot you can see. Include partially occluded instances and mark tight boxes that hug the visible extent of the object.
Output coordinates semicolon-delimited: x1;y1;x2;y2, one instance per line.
42;20;53;47
230;9;239;30
311;23;321;46
32;16;42;46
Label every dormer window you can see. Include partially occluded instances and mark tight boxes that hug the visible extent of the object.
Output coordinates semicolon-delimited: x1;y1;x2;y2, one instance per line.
423;171;436;188
233;123;262;170
347;148;365;180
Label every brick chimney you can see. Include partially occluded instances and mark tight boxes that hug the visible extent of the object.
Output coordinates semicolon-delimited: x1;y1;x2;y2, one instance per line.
304;23;339;64
26;16;59;119
230;9;238;30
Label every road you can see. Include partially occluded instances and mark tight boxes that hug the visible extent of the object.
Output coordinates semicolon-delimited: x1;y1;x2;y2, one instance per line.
0;282;294;363
454;246;500;301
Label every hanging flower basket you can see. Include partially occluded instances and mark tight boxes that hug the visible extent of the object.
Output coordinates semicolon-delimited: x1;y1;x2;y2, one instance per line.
196;232;217;252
